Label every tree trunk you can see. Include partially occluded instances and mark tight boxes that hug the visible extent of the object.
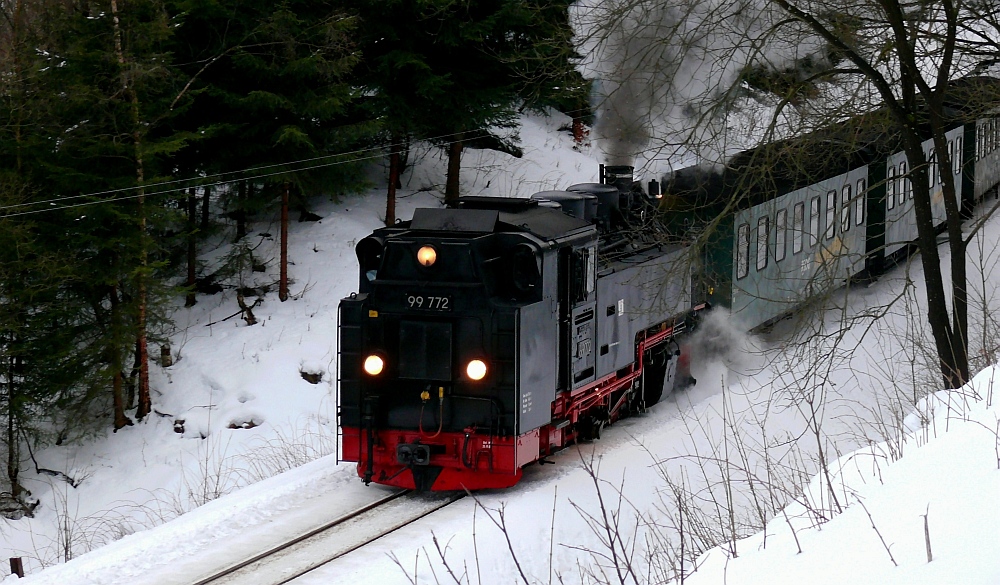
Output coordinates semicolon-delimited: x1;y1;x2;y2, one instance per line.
901;131;967;388
949;235;970;384
10;0;26;174
235;180;247;241
397;134;409;189
201;185;211;231
134;213;151;422
445;133;464;205
126;340;138;410
386;135;401;226
5;5;28;496
108;285;133;430
7;353;20;500
112;370;130;431
279;182;289;302
186;187;197;307
931;113;970;386
572;116;586;148
110;0;151;419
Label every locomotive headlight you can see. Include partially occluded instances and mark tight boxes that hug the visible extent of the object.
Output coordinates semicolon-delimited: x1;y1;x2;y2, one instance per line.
416;245;437;267
466;359;488;381
363;354;385;376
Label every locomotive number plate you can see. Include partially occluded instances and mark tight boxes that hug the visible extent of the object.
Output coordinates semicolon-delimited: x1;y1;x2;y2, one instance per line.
405;294;451;311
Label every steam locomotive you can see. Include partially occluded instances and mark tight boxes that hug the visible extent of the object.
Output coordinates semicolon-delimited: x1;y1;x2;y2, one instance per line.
338;106;1000;492
337;165;705;491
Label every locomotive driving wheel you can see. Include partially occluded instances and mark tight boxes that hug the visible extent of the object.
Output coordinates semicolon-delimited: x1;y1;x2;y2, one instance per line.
640;346;672;409
577;408;608;441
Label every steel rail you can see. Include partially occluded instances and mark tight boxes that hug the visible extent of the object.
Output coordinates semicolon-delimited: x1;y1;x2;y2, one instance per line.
190;489;465;585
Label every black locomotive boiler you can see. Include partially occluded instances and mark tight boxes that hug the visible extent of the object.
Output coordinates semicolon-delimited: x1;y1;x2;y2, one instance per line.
338;167;705;491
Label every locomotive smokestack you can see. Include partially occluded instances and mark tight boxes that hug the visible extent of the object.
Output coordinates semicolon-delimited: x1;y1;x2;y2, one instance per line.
602;165;634;194
602;164;635;210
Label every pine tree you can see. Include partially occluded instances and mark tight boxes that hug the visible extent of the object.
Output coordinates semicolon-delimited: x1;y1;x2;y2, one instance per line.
0;177;101;507
164;0;369;309
20;0;189;428
1;0;123;497
169;0;369;224
352;0;584;205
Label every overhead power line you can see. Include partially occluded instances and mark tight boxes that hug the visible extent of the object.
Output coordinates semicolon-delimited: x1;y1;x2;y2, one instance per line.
0;109;594;218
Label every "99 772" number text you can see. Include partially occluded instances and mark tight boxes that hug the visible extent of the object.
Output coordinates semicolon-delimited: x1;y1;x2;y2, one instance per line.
406;295;450;310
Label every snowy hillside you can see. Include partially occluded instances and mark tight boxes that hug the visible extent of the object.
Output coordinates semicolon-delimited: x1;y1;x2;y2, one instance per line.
685;369;1000;585
2;109;1000;585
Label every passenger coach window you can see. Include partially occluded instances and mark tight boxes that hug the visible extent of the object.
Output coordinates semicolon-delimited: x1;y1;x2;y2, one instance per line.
810;197;820;247
793;202;804;254
899;162;908;203
856;179;866;225
928;151;937;188
737;223;750;279
825;190;836;240
775;209;787;262
887;166;896;210
955;137;962;174
948;140;954;177
756;217;769;271
840;185;851;232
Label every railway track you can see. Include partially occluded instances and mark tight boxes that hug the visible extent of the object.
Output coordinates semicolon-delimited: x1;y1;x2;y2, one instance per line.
189;489;464;585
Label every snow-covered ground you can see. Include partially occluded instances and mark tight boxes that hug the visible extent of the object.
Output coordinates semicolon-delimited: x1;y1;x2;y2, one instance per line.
2;109;999;585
